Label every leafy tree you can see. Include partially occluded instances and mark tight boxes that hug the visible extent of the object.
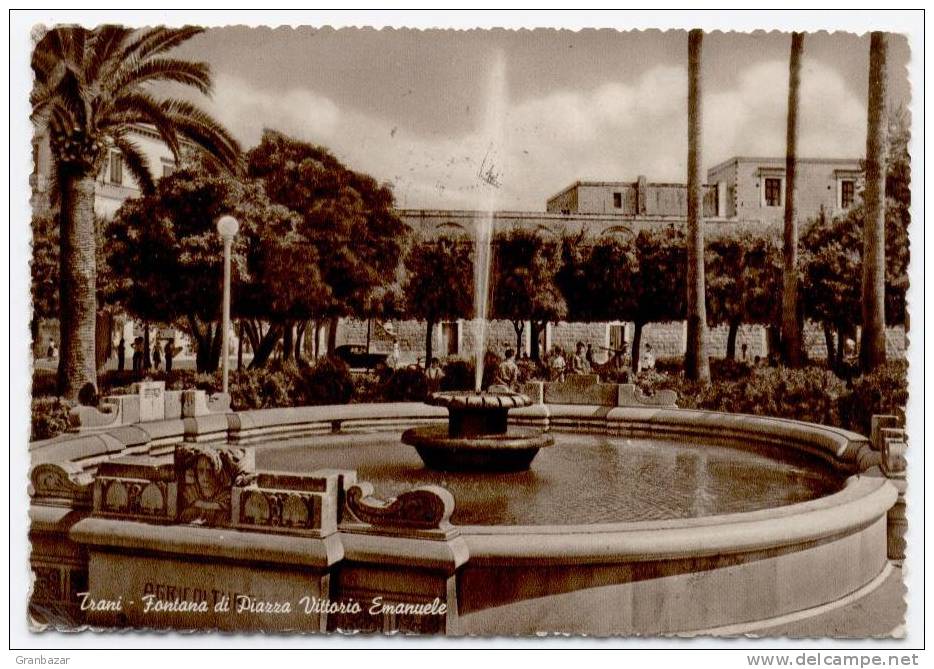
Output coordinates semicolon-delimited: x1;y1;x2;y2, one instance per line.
105;164;310;372
576;235;639;352
31;25;240;398
491;228;567;361
246;130;409;354
632;226;688;371
801;105;909;370
707;231;782;360
403;237;474;365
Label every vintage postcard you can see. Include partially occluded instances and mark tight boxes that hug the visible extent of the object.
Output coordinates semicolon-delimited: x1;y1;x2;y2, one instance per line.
10;9;924;652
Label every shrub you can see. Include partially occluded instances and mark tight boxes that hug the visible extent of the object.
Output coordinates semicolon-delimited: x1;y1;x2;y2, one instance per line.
710;358;753;382
381;367;429;402
440;359;474;391
351;372;384;404
696;366;847;426
299;356;354;405
838;360;909;436
31;371;58;398
31;397;72;441
228;363;299;410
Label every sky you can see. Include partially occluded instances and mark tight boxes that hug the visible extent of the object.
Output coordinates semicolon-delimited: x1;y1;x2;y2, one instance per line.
168;28;912;211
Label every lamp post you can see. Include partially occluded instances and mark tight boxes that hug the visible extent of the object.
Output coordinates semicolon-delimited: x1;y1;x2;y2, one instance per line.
217;215;239;394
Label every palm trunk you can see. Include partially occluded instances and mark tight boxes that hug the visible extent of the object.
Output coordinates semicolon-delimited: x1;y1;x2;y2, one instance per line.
57;170;98;399
860;32;888;373
781;32;805;367
684;29;711;383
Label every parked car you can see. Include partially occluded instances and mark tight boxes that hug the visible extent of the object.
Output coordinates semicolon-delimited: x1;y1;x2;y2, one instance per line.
334;345;388;369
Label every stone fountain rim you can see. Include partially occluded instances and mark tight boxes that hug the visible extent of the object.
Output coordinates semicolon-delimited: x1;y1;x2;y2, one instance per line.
425;390;532;410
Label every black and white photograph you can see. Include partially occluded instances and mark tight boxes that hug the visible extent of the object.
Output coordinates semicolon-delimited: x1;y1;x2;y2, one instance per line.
8;8;925;658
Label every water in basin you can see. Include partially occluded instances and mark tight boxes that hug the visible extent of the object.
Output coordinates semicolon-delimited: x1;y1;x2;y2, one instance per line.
254;432;843;526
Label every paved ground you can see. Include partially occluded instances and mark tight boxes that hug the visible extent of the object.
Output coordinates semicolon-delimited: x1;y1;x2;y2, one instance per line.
736;564;906;639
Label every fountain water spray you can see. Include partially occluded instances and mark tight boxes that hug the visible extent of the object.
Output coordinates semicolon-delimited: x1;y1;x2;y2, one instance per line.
473;51;507;392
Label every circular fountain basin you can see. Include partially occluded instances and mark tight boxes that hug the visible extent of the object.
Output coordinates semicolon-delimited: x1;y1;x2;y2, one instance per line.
403;390;554;471
259;432;841;525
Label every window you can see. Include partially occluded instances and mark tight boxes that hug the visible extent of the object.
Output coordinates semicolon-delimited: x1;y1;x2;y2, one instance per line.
764;178;782;207
612;192;622;209
109;152;123;185
841;180;855;208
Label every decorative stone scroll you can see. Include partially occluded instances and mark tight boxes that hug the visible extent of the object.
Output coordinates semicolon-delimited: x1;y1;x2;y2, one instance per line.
30;462;94;508
345;482;455;530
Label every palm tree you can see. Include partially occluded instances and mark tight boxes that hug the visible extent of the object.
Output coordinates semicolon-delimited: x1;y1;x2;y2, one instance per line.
781;32;804;367
860;32;888;373
31;26;241;399
685;29;710;383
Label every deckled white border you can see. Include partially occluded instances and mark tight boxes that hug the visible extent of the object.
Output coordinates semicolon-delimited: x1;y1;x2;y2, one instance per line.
5;5;926;659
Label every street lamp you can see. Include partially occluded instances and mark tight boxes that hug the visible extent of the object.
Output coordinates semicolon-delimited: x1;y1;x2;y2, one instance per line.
217;215;239;394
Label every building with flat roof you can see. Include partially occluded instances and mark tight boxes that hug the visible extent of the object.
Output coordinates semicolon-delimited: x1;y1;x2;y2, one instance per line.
543;156;861;225
706;156;862;225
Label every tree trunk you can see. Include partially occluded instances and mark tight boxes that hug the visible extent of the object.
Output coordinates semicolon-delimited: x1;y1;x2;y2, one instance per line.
861;31;888;373
529;320;543;362
282;322;294;364
249;323;284;369
237;321;244;371
295;320;307;363
56;171;98;399
823;323;836;369
632;321;644;372
781;32;805;367
685;29;711;383
726;321;740;361
425;318;435;367
326;316;339;355
209;323;222;371
95;310;113;372
512;320;524;355
366;318;372;355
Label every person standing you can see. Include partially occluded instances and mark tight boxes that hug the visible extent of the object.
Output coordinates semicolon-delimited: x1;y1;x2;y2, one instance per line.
152;341;162;370
164;338;176;373
117;337;126;372
132;338;143;376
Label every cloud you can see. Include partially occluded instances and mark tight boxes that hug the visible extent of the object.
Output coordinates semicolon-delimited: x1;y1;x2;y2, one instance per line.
205;61;866;211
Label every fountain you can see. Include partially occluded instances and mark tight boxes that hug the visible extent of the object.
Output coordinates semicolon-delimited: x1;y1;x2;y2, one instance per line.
401;390;553;471
399;53;554;472
26;51;902;638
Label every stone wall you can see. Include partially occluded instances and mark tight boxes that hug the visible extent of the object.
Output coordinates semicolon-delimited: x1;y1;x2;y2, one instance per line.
335;316;907;366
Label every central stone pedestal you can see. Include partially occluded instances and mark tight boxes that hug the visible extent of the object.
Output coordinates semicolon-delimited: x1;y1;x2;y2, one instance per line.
401;391;553;472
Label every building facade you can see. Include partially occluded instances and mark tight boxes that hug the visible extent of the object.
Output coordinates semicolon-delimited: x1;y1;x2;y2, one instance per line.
706;156;862;225
31;124;180;219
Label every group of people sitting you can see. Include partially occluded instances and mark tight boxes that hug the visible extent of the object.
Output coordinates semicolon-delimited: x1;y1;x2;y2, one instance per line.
491;340;657;391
